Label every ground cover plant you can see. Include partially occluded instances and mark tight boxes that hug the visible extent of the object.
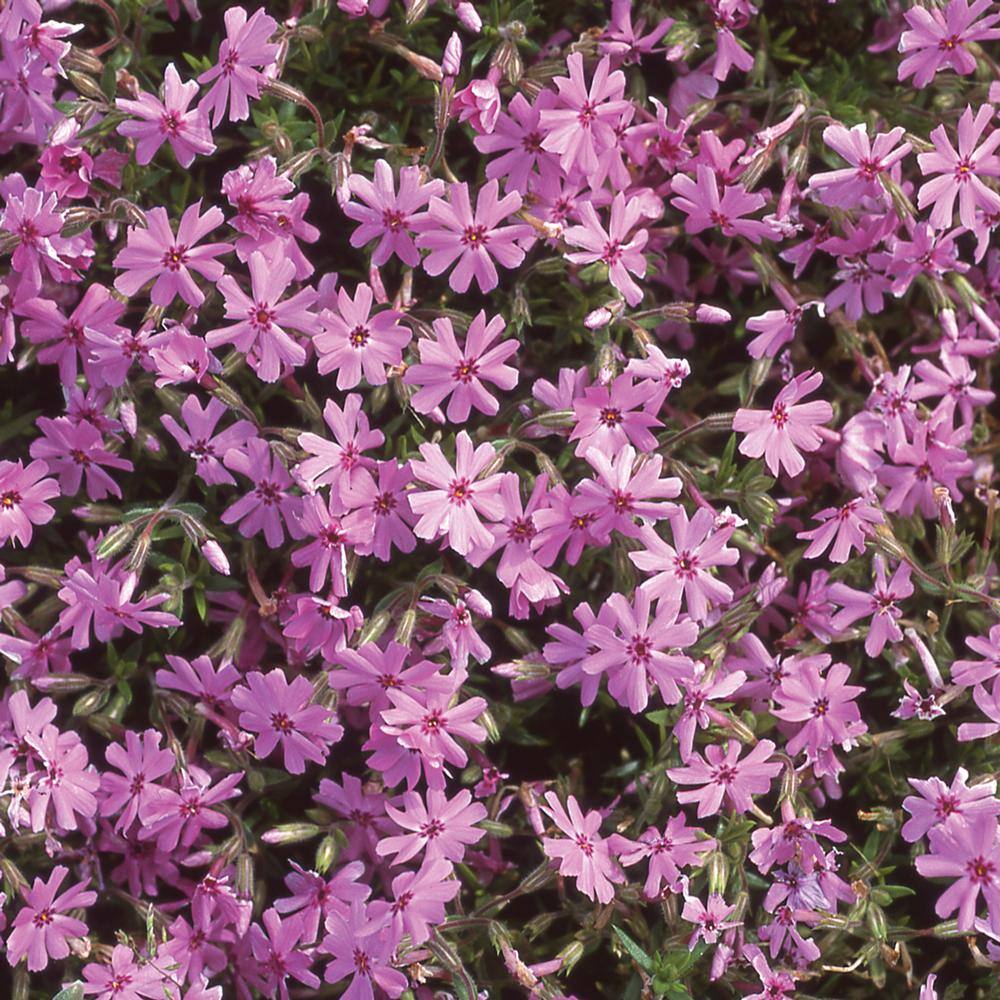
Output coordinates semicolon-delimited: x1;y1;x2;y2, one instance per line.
1;0;999;996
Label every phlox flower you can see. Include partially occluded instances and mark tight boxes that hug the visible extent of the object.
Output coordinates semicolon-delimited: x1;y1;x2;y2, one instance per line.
419;589;493;668
29;416;132;500
198;6;279;127
113;201;230;308
221;438;303;547
951;624;1000;688
408;430;506;557
81;944;167;1000
671;164;775;243
544;601;615;708
808;123;911;207
0;458;58;547
958;677;1000;742
732;370;833;477
540;791;628;904
320;902;407;999
564;192;649;306
902;768;1000;843
1;182;78;290
682;891;739;947
232;668;343;773
155;653;240;710
416;179;528;293
796;496;883;563
6;865;97;972
828;556;913;656
474;90;560;193
27;724;100;832
296;393;384;496
377;787;487;865
206;249;321;383
388;858;459;946
139;765;243;853
674;665;747;762
667;738;782;818
160;395;256;487
405;310;518;423
341;459;418;561
248;909;321;1000
314;281;411;390
898;0;1000;88
618;815;717;898
116;63;216;167
100;728;175;833
570;374;662;457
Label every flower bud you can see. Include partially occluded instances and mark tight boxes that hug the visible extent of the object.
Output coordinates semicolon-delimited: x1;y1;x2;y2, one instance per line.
695;303;731;324
261;822;323;845
443;32;463;76
201;539;230;575
455;0;482;33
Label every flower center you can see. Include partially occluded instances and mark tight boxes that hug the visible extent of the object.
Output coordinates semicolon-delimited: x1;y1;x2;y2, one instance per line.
448;478;473;505
461;224;489;248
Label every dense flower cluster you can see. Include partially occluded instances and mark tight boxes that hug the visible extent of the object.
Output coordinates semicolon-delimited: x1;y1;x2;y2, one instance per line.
1;0;999;997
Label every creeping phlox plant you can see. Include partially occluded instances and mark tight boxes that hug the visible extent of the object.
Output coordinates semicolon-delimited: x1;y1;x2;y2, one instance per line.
1;0;1000;996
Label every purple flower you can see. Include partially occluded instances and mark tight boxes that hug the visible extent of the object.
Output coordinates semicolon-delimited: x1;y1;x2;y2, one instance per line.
6;865;97;972
667;738;782;818
682;891;739;947
405;310;518;423
377;787;487;865
113;201;230;308
155;653;240;710
388;857;459;945
315;281;411;390
140;765;243;852
540;791;627;904
344;159;443;267
952;624;1000;688
29;416;133;500
902;768;1000;843
899;0;1000;88
27;724;100;832
161;395;256;487
81;944;166;1000
474;90;559;193
564;192;649;305
733;370;833;478
116;63;216;167
221;438;303;547
0;458;58;547
197;6;279;126
341;459;418;561
797;496;883;563
570;374;662;457
808;124;911;207
958;677;1000;742
207;250;320;383
296;394;384;496
320;902;408;998
232;668;343;773
100;728;175;833
409;430;505;556
828;556;913;656
618;815;717;898
416;179;528;293
248;909;320;1000
671;164;775;243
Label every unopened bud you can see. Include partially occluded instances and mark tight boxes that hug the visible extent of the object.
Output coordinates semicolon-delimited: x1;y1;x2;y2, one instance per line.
201;539;230;575
455;0;482;32
261;822;323;845
443;32;462;76
67;70;106;101
555;939;584;973
695;303;731;324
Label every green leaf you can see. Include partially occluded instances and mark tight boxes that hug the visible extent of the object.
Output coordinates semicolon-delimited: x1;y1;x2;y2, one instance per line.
53;984;85;1000
613;926;654;973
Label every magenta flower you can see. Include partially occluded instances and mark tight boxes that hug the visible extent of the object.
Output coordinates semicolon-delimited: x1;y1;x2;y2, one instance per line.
733;370;833;477
582;587;697;713
0;458;58;547
292;492;366;596
667;739;782;818
221;438;303;547
155;653;240;710
116;63;216;167
81;944;167;1000
902;768;1000;843
140;765;243;852
808;124;911;207
27;724;100;832
377;787;487;865
342;459;418;560
630;508;739;622
314;281;411;389
405;310;518;422
113;201;230;308
6;865;97;972
29;416;132;500
899;0;1000;88
539;53;630;177
248;909;320;1000
20;282;127;385
674;664;747;763
416;179;528;293
957;678;1000;742
475;90;559;193
232;668;343;773
207;250;321;383
296;393;384;495
160;395;256;487
1;184;77;290
409;430;506;556
772;657;867;758
100;728;175;833
540;791;627;904
388;858;460;946
564;192;649;305
671;164;775;243
344;159;444;267
320;902;407;998
917;104;1000;230
952;625;1000;688
797;496;883;563
682;891;739;947
570;374;662;458
328;640;447;712
915;814;1000;933
828;556;914;656
197;6;279;126
618;815;717;898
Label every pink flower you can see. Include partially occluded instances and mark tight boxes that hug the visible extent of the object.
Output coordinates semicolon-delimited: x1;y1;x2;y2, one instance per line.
342;459;417;560
915;814;1000;933
902;768;1000;843
100;728;176;833
405;310;518;422
320;902;407;998
808;123;911;207
540;791;627;904
27;724;101;832
570;374;662;457
29;417;132;500
6;865;97;972
140;765;243;852
828;556;913;656
388;858;459;945
539;53;630;177
82;943;167;1000
292;492;369;596
618;815;717;898
951;625;1000;688
958;677;1000;742
682;891;739;947
797;497;883;563
113;201;230;307
671;164;775;243
344;159;444;267
221;439;303;547
733;370;833;477
474;90;559;193
116;63;216;167
0;458;58;547
898;0;1000;88
564;192;649;305
206;249;321;383
377;787;487;865
314;281;411;389
197;6;279;126
232;668;343;773
155;653;240;710
409;430;506;556
1;183;78;290
630;508;739;622
248;909;320;999
416;179;528;293
667;739;782;818
160;395;256;487
454;73;502;134
772;657;867;758
917;104;1000;230
296;393;384;495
